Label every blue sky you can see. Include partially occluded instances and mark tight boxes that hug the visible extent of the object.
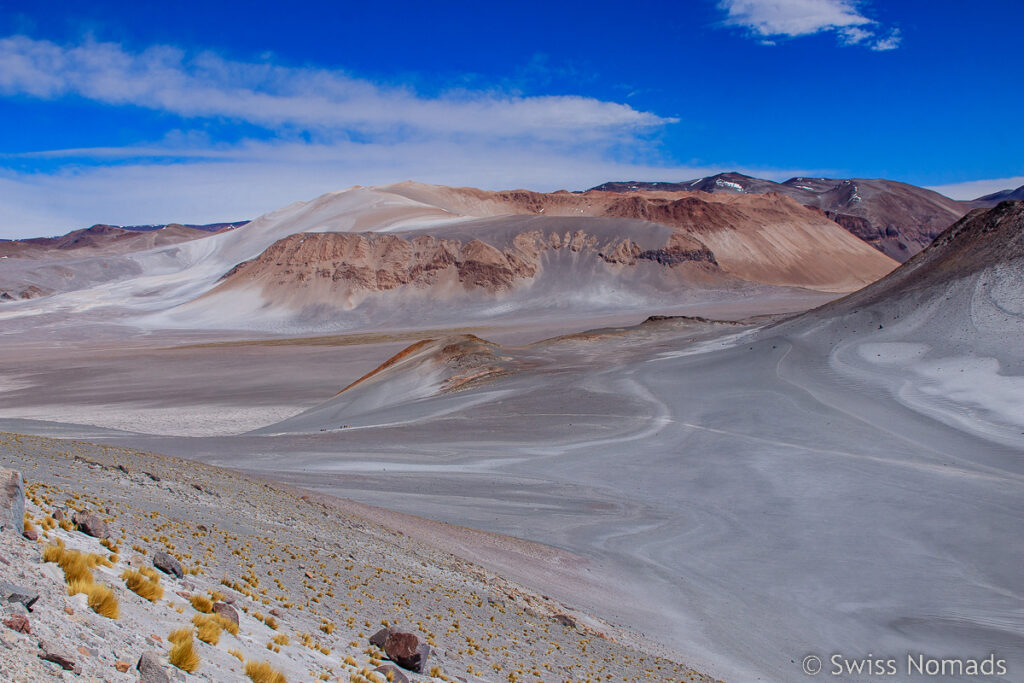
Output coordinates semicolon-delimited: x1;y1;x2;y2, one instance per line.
0;0;1021;237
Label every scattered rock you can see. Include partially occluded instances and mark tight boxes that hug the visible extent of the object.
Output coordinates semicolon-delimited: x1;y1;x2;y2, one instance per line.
53;507;68;522
553;613;577;629
0;581;39;611
0;468;25;536
196;524;207;532
212;602;238;625
369;626;395;649
63;607;73;616
22;527;38;541
72;509;109;538
384;631;431;673
304;570;314;579
152;551;183;579
375;663;410;683
77;645;91;656
37;639;78;672
116;464;130;474
269;607;283;618
144;472;160;482
2;613;30;633
115;660;131;672
137;651;171;683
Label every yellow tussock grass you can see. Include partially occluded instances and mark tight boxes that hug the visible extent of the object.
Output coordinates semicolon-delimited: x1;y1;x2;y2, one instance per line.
122;569;164;602
228;648;245;662
270;634;289;646
169;634;200;673
140;566;161;582
66;578;93;596
244;660;287;683
168;627;193;644
189;594;213;613
196;618;221;645
215;613;239;635
86;583;119;619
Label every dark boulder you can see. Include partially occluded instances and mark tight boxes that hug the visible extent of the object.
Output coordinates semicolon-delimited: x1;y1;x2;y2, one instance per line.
152;551;183;579
72;510;109;538
384;631;431;673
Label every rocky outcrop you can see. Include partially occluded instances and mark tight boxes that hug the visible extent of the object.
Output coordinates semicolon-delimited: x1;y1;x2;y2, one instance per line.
0;468;24;536
72;510;108;539
211;601;238;625
0;581;39;611
152;551;183;579
137;651;171;682
384;630;431;673
37;639;79;672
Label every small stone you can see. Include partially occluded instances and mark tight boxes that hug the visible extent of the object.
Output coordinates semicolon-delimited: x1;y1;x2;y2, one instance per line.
2;614;30;633
22;527;38;541
196;524;207;532
374;663;410;683
384;631;430;673
137;651;171;683
304;570;314;579
0;468;25;536
115;660;131;672
77;646;91;656
72;509;109;538
117;464;129;474
269;607;283;618
38;639;76;671
0;581;39;611
53;507;68;522
63;607;74;615
212;602;238;626
153;551;183;579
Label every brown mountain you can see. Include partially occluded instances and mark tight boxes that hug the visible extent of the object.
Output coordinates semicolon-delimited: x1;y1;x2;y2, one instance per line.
0;221;244;259
590;172;969;262
970;184;1024;207
207;183;897;319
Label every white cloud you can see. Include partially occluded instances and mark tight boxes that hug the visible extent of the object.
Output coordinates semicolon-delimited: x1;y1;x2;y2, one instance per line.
718;0;900;50
870;29;902;51
0;35;707;238
927;176;1024;201
0;36;673;141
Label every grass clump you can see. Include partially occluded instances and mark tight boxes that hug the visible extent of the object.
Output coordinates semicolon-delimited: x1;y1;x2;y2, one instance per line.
271;634;289;646
168;627;193;644
189;594;213;613
215;613;240;636
228;648;245;662
244;660;287;683
86;583;120;619
169;633;200;673
123;569;164;602
192;614;222;645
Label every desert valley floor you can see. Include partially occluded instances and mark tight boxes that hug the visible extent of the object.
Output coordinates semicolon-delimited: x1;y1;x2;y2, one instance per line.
0;185;1021;681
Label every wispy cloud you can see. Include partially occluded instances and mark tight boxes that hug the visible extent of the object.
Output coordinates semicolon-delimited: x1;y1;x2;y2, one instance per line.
717;0;901;51
0;35;702;237
0;36;672;141
927;176;1024;201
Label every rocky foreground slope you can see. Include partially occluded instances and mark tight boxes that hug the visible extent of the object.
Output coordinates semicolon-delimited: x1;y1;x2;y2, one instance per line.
0;432;716;682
